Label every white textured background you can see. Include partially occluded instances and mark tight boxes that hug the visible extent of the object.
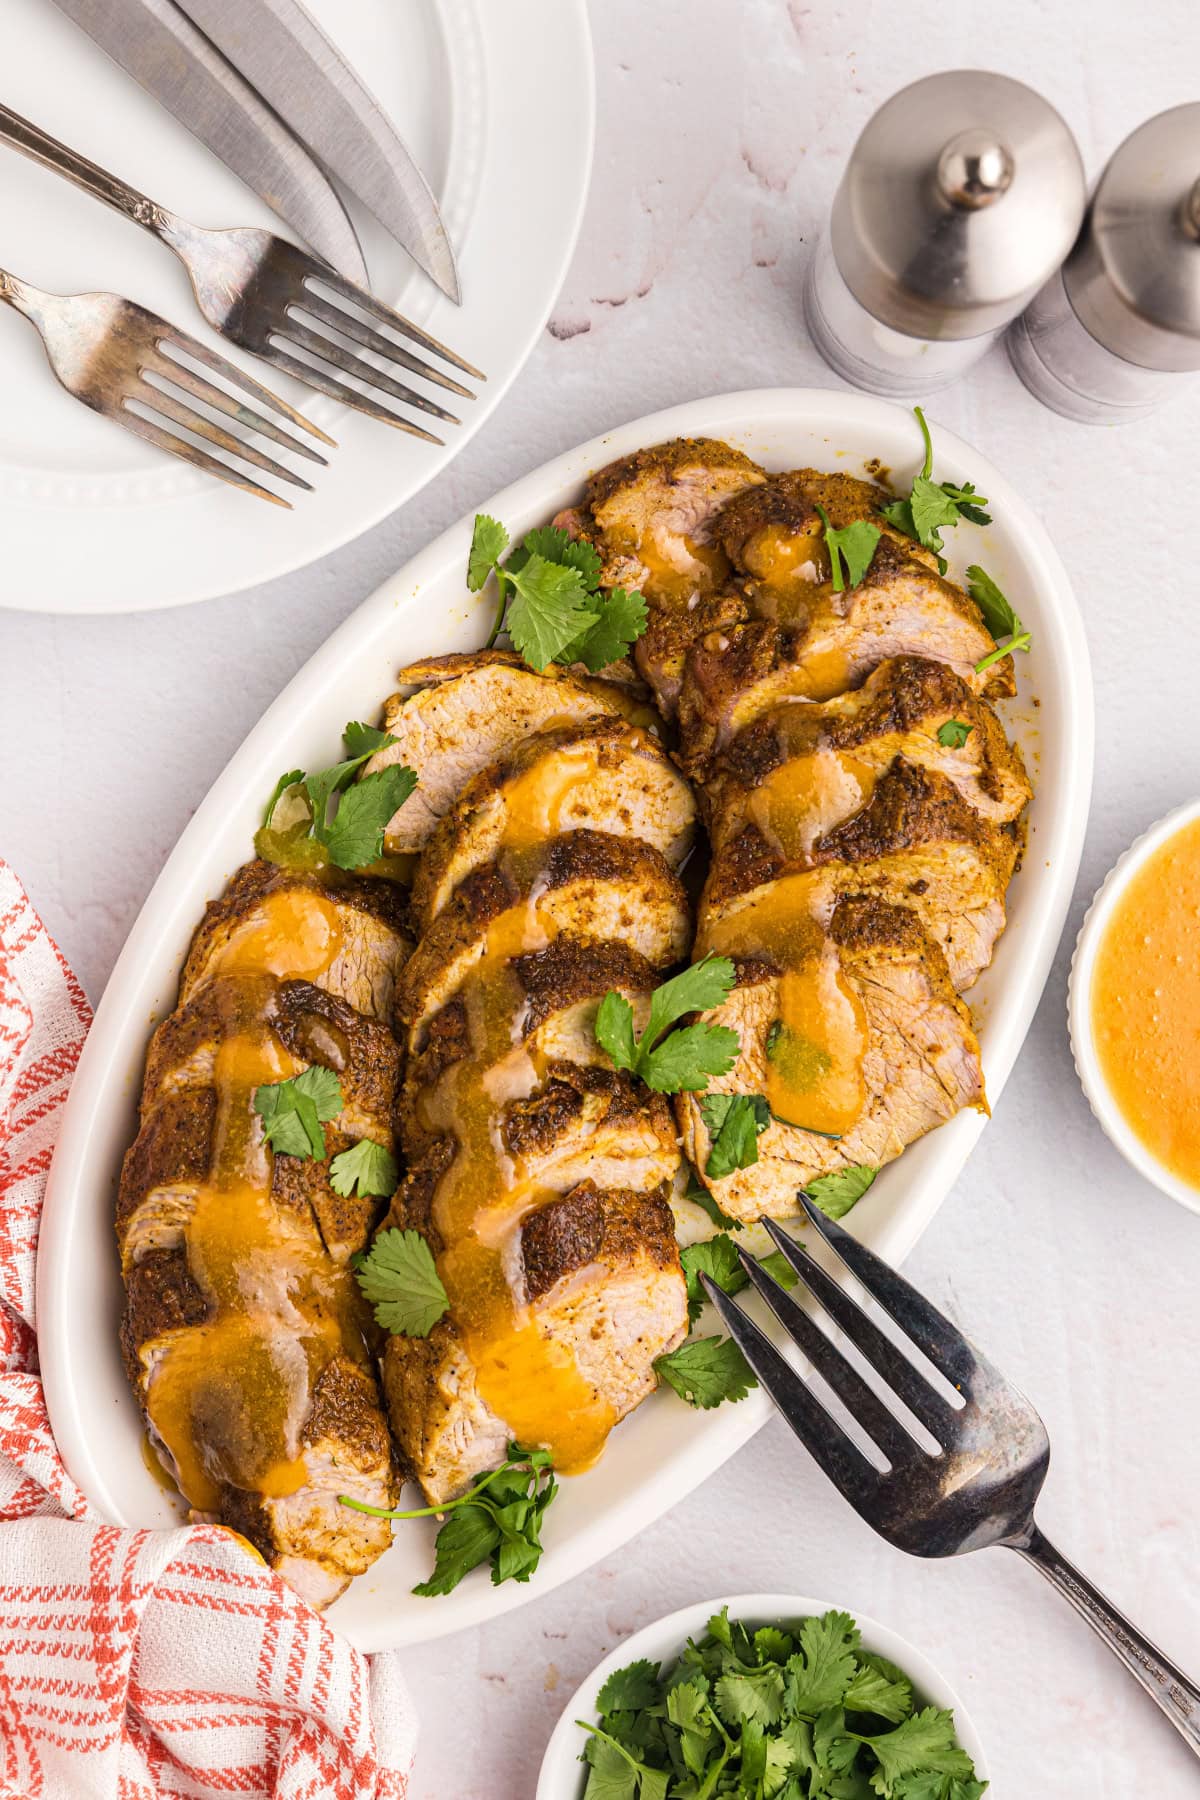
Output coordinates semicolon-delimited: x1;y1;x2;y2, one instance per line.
4;3;1200;1795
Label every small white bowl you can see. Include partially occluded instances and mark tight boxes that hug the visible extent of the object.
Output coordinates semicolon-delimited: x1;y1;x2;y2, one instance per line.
536;1592;988;1797
1069;797;1200;1216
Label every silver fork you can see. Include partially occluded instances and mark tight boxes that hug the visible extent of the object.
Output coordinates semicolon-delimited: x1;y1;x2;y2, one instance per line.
0;105;483;444
702;1194;1200;1757
0;266;329;506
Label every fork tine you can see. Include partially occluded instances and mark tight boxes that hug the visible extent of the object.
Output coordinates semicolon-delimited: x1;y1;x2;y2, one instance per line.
118;404;290;507
303;269;486;381
295;290;475;398
145;350;328;464
278;318;460;423
154;330;334;446
763;1221;961;1438
136;384;314;490
733;1247;924;1467
699;1273;881;1507
255;342;443;443
797;1196;979;1389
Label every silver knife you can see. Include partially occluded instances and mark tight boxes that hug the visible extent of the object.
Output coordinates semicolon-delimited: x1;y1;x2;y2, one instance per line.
48;0;368;287
172;0;461;304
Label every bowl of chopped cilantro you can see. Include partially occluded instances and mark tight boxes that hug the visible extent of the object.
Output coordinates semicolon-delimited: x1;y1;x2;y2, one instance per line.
537;1592;987;1798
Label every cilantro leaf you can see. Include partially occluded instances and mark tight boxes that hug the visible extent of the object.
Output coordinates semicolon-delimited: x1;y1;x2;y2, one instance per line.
521;523;603;589
328;1137;398;1200
785;1611;860;1715
816;505;882;592
683;1169;744;1231
639;1020;740;1093
805;1165;878;1221
598;1661;661;1716
354;1226;448;1336
411;1502;499;1597
322;763;417;869
936;719;974;749
853;1706;976;1795
965;564;1018;638
842;1659;913;1725
654;1335;757;1408
680;1234;745;1324
878;409;991;565
595;957;739;1095
715;1664;786;1729
503;552;598;671
467;513;509;590
564;586;649;672
253;1063;343;1159
263;768;304;828
699;1091;770;1179
341;720;396;759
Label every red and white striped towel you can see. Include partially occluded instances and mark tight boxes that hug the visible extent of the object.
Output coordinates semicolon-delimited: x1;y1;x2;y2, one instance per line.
0;860;417;1799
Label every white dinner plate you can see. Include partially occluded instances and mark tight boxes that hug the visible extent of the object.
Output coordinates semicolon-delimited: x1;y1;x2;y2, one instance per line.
0;0;592;613
537;1592;989;1796
38;388;1094;1650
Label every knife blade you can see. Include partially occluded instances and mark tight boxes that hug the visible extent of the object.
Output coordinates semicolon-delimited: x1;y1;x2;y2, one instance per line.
49;0;369;287
172;0;461;304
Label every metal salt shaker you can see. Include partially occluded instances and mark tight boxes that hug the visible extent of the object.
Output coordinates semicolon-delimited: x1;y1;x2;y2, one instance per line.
804;70;1086;396
1009;103;1200;423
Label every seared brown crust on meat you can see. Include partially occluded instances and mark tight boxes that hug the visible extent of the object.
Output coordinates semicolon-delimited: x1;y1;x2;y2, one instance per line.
399;833;690;1045
522;1183;678;1303
515;939;658;1036
503;1063;673;1163
118;864;407;1609
633;587;750;718
678;894;985;1220
411;715;696;932
812;759;1019;879
586;437;765;527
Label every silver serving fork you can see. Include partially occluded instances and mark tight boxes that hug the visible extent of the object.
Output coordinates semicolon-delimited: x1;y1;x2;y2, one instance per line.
0;266;329;506
0;105;483;444
703;1195;1200;1757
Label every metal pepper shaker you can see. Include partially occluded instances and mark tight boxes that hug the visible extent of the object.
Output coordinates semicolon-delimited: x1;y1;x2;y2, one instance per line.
1009;104;1200;423
804;71;1087;396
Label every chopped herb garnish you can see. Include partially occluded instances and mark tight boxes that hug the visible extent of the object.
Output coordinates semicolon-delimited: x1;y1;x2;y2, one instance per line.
253;1064;343;1159
339;1442;558;1598
805;1164;878;1220
815;504;881;592
967;564;1033;672
682;1169;744;1232
936;719;974;749
680;1235;799;1325
468;513;647;673
354;1226;448;1337
596;956;740;1094
698;1092;770;1180
577;1605;985;1798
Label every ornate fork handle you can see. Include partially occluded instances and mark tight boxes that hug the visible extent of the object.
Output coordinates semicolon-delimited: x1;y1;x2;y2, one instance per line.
1014;1525;1200;1755
0;105;174;237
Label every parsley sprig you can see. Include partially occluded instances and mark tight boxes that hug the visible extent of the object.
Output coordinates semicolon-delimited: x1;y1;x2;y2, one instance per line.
467;514;648;673
259;722;417;872
596;957;740;1094
936;719;974;749
879;406;991;571
578;1605;985;1799
805;1164;878;1220
698;1092;770;1179
339;1442;558;1597
966;565;1033;673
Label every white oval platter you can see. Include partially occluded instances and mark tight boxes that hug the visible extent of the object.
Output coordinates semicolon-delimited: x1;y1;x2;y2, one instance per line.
0;0;592;613
37;388;1094;1650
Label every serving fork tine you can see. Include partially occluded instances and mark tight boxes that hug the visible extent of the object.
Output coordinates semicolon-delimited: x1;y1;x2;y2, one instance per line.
0;270;328;507
0;105;483;445
701;1194;1200;1756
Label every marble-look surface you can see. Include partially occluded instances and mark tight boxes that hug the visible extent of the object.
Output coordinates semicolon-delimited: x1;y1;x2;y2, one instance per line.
4;2;1200;1794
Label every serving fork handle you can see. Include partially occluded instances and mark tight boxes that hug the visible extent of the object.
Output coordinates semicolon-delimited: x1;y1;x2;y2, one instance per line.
0;104;182;242
1014;1525;1200;1755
